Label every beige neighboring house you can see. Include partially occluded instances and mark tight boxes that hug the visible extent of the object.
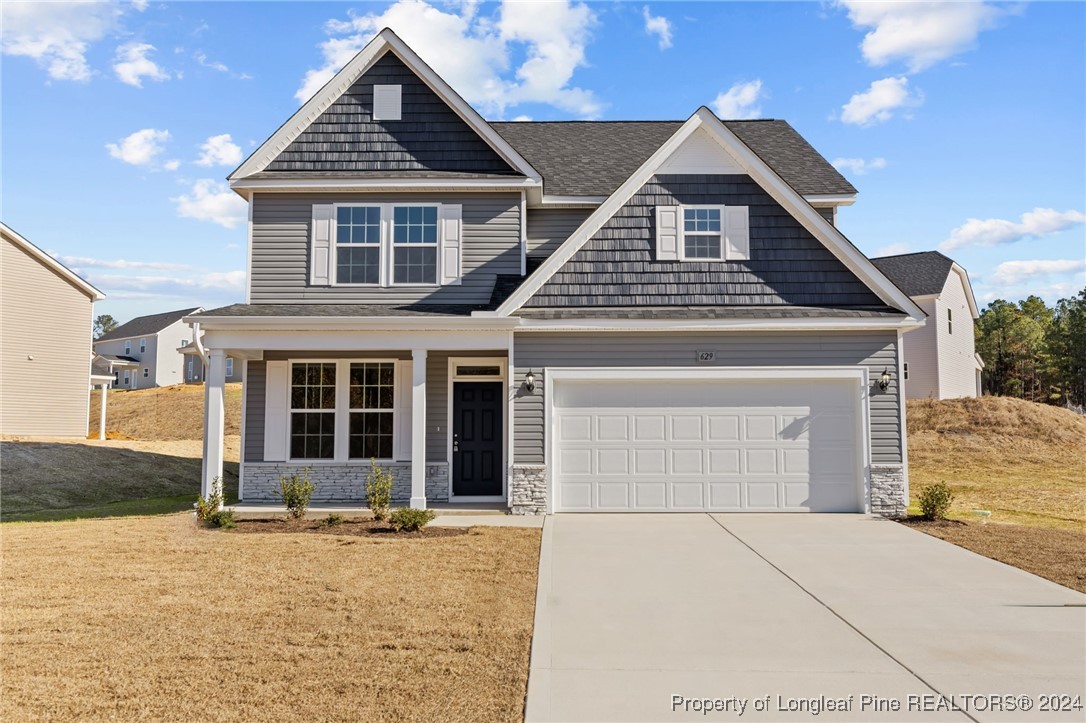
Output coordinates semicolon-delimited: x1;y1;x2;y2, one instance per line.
93;307;202;388
179;347;244;384
872;251;983;399
1;222;105;437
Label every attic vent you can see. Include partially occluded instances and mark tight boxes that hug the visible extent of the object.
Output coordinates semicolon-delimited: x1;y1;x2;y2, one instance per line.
373;84;402;121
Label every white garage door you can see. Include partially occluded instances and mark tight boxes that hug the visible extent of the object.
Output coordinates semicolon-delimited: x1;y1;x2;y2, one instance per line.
553;378;862;512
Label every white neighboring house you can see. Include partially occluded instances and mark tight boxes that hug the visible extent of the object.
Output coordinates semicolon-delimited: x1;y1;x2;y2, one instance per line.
872;252;983;399
93;308;202;389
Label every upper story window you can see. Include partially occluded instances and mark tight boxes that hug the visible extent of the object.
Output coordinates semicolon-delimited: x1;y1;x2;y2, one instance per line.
139;338;146;353
124;340;131;355
683;207;724;260
333;205;439;286
947;308;953;335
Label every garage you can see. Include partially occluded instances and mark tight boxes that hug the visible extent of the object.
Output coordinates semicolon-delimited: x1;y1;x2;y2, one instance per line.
549;369;867;512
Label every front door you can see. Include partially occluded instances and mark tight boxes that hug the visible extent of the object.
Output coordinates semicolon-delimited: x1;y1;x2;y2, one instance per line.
452;381;503;496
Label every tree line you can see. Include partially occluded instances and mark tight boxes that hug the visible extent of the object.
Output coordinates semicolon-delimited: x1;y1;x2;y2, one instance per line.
975;288;1086;407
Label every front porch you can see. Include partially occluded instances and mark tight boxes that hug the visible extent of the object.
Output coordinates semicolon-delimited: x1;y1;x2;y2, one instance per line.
196;318;523;512
227;500;513;519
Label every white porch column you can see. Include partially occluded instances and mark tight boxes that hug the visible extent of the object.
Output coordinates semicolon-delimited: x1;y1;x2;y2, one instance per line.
410;349;427;509
98;384;108;441
202;348;227;506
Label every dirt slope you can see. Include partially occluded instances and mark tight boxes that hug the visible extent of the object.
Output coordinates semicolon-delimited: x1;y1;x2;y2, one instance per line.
88;383;243;440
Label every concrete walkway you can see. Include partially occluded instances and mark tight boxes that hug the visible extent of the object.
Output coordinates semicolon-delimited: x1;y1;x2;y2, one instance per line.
526;514;1085;722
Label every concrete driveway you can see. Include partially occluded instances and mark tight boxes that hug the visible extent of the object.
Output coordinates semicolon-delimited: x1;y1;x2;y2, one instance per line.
526;514;1085;722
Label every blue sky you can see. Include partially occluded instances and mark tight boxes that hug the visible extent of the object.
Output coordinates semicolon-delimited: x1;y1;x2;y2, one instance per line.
3;0;1083;323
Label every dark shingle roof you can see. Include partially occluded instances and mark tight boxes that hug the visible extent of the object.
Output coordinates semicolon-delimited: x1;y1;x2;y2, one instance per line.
514;307;904;320
95;353;141;364
196;304;480;318
490;120;857;198
870;252;955;297
96;307;202;342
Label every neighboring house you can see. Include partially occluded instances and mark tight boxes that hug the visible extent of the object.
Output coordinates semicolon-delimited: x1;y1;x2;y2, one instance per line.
93;307;202;389
871;252;982;399
1;222;105;437
192;29;925;516
179;347;243;384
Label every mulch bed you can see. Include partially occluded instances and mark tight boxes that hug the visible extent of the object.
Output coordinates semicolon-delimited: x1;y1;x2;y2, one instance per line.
900;516;1086;593
230;517;468;539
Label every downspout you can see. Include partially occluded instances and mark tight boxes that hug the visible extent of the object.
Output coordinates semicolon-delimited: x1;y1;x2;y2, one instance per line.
192;321;210;365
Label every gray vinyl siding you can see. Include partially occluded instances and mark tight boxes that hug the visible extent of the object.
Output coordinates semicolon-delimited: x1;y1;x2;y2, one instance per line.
512;331;902;465
523;174;885;308
526;207;593;258
250;192;521;305
244;350;505;464
267;52;516;175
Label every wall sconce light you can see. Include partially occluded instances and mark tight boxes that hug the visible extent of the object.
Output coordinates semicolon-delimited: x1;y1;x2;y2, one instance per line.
524;369;536;392
878;368;892;392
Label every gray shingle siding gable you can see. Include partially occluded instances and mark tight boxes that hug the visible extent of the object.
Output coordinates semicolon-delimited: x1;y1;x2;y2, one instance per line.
523;174;884;309
267;52;518;175
250;192;521;305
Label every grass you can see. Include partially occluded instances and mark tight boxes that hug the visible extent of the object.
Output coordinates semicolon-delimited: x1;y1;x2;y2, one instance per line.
907;396;1086;531
0;515;541;722
88;382;243;440
0;437;240;522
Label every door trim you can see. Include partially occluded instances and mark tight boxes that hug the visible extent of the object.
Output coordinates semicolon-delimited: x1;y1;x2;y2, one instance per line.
447;357;508;502
544;366;872;514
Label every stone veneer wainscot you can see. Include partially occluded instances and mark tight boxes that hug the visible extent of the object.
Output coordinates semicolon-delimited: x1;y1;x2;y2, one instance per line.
242;462;450;504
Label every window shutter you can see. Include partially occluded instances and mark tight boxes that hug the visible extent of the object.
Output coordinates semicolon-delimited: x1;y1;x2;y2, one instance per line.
655;205;680;261
264;361;289;462
310;204;334;286
394;360;413;461
724;206;750;261
439;204;463;286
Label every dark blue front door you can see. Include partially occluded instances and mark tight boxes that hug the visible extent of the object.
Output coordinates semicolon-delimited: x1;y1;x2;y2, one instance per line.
452;382;503;496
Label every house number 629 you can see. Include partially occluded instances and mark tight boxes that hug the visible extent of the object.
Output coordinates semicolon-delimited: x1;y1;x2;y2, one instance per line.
696;351;716;363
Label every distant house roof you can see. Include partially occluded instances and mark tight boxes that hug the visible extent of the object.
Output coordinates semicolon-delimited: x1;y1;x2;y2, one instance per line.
96;307;202;342
870;252;958;297
490;120;857;198
1;222;105;301
94;353;141;365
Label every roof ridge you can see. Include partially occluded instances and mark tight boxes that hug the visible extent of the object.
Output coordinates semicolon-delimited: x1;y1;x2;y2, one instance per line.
490;119;781;125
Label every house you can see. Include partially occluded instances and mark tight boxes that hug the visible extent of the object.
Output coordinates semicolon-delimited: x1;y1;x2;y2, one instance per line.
871;251;982;399
191;29;925;516
94;307;202;388
179;346;243;384
1;222;105;437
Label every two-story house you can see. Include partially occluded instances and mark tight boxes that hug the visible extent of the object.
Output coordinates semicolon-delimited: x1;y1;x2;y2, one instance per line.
191;29;925;516
94;308;202;388
871;251;983;399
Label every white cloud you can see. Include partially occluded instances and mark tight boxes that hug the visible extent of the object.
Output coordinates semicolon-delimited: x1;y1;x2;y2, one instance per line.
56;254;191;271
837;0;1006;73
0;1;122;81
113;41;169;87
874;242;911;257
131;0;150;11
840;76;920;126
172;179;248;229
989;259;1086;286
295;0;602;118
88;271;246;298
105;128;171;166
194;51;228;73
642;6;673;50
942;208;1086;251
832;157;888;175
163;159;181;171
711;80;764;120
195;134;243;167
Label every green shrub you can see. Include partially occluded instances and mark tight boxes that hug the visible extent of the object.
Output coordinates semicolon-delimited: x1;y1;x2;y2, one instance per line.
388;507;435;532
275;469;315;519
365;459;393;521
919;482;955;520
207;509;236;529
319;513;345;527
194;478;224;523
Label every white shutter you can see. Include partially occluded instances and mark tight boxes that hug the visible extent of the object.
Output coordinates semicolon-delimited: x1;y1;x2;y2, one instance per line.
655;205;681;261
394;360;413;461
724;206;750;261
264;361;290;462
310;204;334;285
439;204;463;286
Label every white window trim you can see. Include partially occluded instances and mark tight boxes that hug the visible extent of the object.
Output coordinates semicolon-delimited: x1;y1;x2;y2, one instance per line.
947;308;953;335
143;367;149;378
225;358;234;377
187;359;194;380
679;204;727;262
903;362;910;381
446;357;509;502
285;358;400;464
124;341;131;355
139;338;147;353
331;203;441;288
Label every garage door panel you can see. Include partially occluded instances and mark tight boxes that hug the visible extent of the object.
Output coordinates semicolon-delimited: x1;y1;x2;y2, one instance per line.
552;379;862;513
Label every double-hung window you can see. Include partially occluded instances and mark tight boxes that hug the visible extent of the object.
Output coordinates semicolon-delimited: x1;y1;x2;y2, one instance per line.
225;357;234;378
290;362;336;459
139;338;147;353
348;362;395;459
682;206;725;260
124;340;131;355
333;204;440;286
947;308;953;335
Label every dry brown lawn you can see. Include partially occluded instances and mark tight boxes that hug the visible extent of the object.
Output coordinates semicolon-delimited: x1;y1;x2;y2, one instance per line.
1;515;541;722
88;382;243;440
907;397;1086;530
